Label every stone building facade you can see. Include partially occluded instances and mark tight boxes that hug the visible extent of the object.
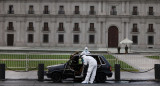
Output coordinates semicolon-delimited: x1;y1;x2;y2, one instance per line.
0;0;160;48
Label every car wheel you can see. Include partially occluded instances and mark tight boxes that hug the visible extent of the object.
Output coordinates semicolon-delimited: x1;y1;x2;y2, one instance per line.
95;72;106;83
52;72;62;83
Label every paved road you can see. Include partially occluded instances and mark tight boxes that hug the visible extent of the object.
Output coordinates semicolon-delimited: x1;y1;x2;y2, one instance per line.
0;80;159;86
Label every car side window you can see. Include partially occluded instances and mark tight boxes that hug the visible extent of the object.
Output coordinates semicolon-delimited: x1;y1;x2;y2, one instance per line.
92;56;101;65
99;56;105;64
70;56;79;65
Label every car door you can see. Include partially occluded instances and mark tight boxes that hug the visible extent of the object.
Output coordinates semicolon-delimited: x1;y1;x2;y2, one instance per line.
62;60;75;78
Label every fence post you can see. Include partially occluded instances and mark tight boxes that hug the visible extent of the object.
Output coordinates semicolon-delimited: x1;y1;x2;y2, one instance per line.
26;54;29;72
155;64;160;81
38;64;44;81
115;64;120;81
0;64;5;80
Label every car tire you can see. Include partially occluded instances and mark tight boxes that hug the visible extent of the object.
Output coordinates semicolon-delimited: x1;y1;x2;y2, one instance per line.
52;72;62;83
95;72;106;83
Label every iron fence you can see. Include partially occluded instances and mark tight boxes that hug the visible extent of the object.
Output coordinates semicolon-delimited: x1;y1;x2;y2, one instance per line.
0;53;159;72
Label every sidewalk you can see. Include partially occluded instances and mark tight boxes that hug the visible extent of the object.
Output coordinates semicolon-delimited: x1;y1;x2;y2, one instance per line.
113;54;160;71
5;70;155;80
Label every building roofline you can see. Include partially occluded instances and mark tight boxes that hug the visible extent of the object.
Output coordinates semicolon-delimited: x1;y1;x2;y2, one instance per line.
0;0;159;2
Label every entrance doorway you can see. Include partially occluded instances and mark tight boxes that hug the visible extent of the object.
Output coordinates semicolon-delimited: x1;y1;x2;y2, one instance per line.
7;34;14;46
108;26;118;48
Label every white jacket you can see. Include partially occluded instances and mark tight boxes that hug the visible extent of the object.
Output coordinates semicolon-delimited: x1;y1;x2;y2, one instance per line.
82;55;97;66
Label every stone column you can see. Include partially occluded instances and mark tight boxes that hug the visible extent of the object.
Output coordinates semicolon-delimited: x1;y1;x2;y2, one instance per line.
98;1;101;15
123;22;126;39
97;21;101;46
16;20;21;46
0;19;3;45
139;20;146;48
102;1;106;15
82;2;86;15
122;1;125;15
126;22;129;38
81;19;87;47
65;20;72;47
121;22;125;40
141;2;145;16
126;1;130;15
36;20;41;46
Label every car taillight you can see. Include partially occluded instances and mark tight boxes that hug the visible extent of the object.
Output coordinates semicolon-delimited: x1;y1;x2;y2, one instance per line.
110;66;112;71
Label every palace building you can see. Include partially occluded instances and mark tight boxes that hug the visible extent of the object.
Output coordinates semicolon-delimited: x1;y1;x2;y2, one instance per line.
0;0;160;48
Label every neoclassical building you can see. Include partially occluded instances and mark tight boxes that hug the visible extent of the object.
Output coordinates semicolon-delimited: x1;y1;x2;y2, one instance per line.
0;0;160;48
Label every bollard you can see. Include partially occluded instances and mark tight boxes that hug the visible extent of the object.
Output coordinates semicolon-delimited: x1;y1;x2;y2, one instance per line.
38;64;44;81
155;64;160;80
0;64;5;80
115;64;120;81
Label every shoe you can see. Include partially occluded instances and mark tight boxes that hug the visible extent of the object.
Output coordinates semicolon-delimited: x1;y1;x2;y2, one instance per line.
88;81;93;84
81;81;88;84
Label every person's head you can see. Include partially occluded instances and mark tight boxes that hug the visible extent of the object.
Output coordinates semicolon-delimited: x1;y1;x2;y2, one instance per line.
84;47;88;52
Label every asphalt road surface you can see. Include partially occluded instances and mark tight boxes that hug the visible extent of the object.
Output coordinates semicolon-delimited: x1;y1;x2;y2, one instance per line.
0;80;159;86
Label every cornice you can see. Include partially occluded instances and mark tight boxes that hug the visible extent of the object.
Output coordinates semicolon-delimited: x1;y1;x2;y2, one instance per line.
1;14;160;19
0;0;160;2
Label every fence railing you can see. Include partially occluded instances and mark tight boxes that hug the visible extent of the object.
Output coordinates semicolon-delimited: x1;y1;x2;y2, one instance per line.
0;53;159;72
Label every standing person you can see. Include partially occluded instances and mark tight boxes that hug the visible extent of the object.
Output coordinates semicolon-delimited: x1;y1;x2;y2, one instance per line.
125;45;128;54
81;47;90;55
117;46;121;54
81;55;97;84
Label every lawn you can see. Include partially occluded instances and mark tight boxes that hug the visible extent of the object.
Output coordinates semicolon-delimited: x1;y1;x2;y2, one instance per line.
0;54;138;71
146;56;160;59
0;54;70;59
104;55;138;71
0;60;68;71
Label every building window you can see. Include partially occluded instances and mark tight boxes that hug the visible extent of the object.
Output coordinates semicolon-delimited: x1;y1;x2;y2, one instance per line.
110;6;117;15
7;22;14;30
58;6;65;14
43;22;49;31
73;23;80;31
132;23;138;32
132;36;138;45
89;35;95;44
89;6;95;15
8;5;14;14
28;22;34;31
74;6;80;14
89;23;95;31
148;36;154;45
28;5;34;14
43;34;49;43
148;24;154;32
58;34;64;43
43;6;49;14
28;34;33;43
132;6;138;15
58;23;64;31
73;35;79;44
148;7;154;15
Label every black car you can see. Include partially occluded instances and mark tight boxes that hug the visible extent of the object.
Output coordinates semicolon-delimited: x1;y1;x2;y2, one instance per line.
45;55;112;83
